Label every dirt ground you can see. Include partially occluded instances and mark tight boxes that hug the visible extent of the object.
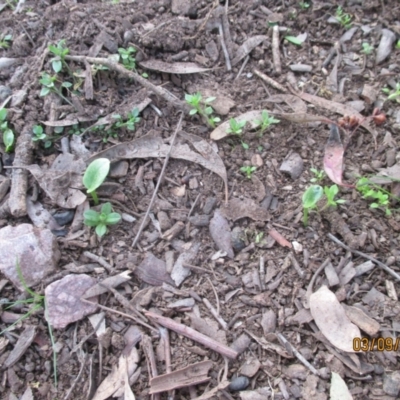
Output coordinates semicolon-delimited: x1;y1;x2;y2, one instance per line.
0;0;399;399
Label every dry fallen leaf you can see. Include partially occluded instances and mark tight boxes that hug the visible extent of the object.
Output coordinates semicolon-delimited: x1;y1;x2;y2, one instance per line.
265;94;307;114
209;209;234;259
231;35;268;66
220;198;269;222
310;286;360;353
139;59;210;74
330;372;353;400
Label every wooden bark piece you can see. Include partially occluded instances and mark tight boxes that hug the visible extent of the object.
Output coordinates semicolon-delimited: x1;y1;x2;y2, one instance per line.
149;360;213;394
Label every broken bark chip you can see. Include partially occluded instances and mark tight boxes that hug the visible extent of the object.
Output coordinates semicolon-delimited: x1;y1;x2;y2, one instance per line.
133;252;175;287
209;209;234;258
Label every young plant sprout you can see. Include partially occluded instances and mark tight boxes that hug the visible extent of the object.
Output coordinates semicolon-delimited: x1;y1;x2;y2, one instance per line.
185;92;221;128
118;46;137;70
361;42;374;55
310;168;325;183
335;6;352;29
82;158;110;205
302;185;323;226
39;72;73;106
240;165;256;179
255;110;280;136
83;202;121;237
226;118;246;135
0;108;14;153
382;82;400;103
356;177;392;216
112;107;141;130
0;34;12;49
323;185;346;208
48;39;70;74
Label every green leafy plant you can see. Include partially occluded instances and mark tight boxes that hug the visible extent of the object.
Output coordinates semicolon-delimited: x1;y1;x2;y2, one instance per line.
112;107;141;131
185;92;221;128
382;82;400;103
31;124;53;148
255;110;280;136
361;42;374;55
240;165;256;179
241;141;249;150
254;231;264;244
83;202;121;237
118;46;136;70
1;260;58;386
82;158;110;205
0;108;14;153
323;184;346;207
0;34;12;49
48;39;70;74
396;40;400;49
335;6;352;28
356;177;392;215
285;36;302;46
302;185;323;226
310;168;325;183
39;72;73;106
298;1;310;9
226;118;246;135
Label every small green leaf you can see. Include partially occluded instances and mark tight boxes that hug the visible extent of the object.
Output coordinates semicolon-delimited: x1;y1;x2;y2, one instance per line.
82;158;110;193
101;202;112;215
189;109;198;115
285;36;303;46
106;212;121;225
302;185;323;209
40;87;51;97
61;81;72;88
95;224;107;237
3;129;14;152
52;60;62;73
0;108;7;121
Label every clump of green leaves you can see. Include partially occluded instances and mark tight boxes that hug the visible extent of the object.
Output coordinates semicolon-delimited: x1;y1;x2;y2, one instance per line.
310;168;325;183
39;72;73;106
82;158;110;205
382;82;400;103
240;165;256;179
361;42;374;55
226;118;246;135
48;39;70;74
185;92;221;128
298;1;310;10
0;108;14;153
84;202;121;237
356;177;392;215
255;110;280;136
302;184;345;225
0;34;12;49
335;6;352;29
118;46;136;70
285;36;302;46
31;124;53;148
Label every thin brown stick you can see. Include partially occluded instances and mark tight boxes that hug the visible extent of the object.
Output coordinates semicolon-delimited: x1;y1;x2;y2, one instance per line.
328;233;400;282
272;25;282;74
145;311;238;359
83;251;112;272
253;68;287;92
132;113;184;248
218;22;231;71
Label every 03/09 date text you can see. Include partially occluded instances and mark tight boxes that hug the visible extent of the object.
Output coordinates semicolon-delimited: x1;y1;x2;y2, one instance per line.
353;337;400;352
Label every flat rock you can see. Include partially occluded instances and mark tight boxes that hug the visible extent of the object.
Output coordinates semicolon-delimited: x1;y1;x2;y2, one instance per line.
109;161;129;178
279;152;304;180
376;29;396;64
171;0;191;15
45;274;98;329
0;224;60;291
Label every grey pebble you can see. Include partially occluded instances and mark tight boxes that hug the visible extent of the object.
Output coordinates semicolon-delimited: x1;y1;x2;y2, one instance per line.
231;227;246;251
121;213;136;223
376;29;396;64
52;210;75;226
289;64;312;72
188;214;210;227
228;376;249;392
0;85;11;102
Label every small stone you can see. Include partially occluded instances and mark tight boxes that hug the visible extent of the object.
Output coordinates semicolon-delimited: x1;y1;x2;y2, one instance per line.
189;215;210;227
289;64;312;72
52;210;75;226
228;376;249;392
157;211;172;230
279;152;304;180
203;197;217;215
0;224;60;291
239;357;261;378
45;274;98;329
0;85;11;102
171;0;191;15
205;40;219;62
189;177;199;189
109;161;129;178
11;89;27;107
383;371;400;397
121;213;136;223
376;29;396;65
231;227;246;251
251;154;263;167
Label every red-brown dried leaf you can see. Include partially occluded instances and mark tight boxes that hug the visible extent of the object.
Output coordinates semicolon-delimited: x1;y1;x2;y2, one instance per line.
268;228;292;248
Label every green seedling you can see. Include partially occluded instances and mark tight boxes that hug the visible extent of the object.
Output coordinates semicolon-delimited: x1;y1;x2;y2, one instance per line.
118;46;137;70
39;72;73;106
255;110;280;136
356;177;392;215
323;184;346;208
1;260;58;386
285;36;302;46
298;1;310;9
396;40;400;49
83;202;121;237
0;108;14;153
240;165;256;179
302;185;323;226
112;107;141;130
185;92;221;128
31;124;52;148
310;168;325;183
361;42;374;55
226;118;246;135
0;34;12;49
254;231;264;244
335;6;352;28
82;158;110;205
241;141;249;150
48;39;70;74
382;82;400;103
